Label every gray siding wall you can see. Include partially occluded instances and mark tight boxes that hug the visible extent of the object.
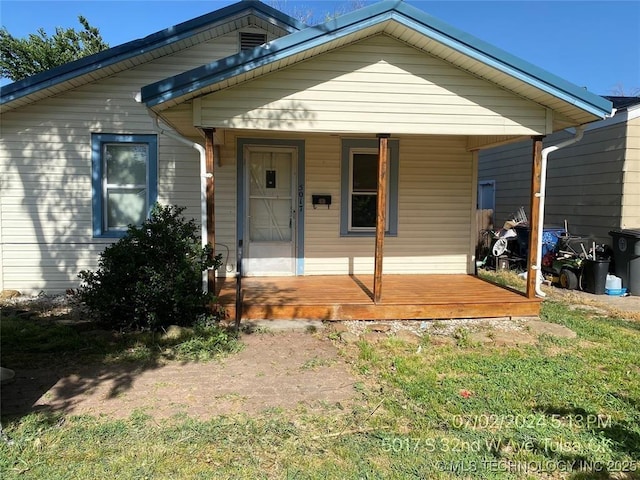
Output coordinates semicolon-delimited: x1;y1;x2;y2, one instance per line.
478;122;627;244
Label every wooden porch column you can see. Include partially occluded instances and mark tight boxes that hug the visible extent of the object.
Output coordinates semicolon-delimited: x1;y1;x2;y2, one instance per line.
373;134;390;304
526;136;544;298
204;128;216;293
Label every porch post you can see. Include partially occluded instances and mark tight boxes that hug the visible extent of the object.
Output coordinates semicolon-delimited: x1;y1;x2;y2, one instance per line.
373;134;390;304
204;128;216;293
526;136;544;298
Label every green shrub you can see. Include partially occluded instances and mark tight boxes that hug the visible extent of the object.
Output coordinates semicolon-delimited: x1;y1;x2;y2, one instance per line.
78;204;221;331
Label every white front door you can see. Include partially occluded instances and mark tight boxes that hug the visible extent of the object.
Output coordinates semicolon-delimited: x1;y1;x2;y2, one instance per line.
244;146;297;276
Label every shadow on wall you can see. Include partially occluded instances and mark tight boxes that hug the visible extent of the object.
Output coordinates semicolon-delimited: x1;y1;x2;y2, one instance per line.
1;91;318;294
1;119;107;294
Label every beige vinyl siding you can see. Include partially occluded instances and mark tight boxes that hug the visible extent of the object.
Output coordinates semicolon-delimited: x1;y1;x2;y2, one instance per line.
479;122;628;244
1;244;109;293
466;135;526;151
161;102;197;136
621;116;640;228
0;27;270;293
0;184;3;291
198;34;547;136
303;134;473;275
209;131;238;277
213;131;473;276
1;16;286;113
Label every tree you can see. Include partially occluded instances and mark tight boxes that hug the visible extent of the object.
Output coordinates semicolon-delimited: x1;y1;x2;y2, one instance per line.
0;16;109;81
610;83;640;97
268;0;370;25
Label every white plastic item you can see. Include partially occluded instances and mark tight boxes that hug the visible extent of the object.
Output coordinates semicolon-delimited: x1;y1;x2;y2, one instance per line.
605;274;622;290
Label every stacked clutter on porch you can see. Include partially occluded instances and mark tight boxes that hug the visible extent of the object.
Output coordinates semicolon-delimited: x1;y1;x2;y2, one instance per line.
477;213;630;296
476;208;529;272
533;226;616;295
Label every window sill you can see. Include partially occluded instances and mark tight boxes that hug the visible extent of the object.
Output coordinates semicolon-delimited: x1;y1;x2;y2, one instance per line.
93;230;128;239
340;231;397;238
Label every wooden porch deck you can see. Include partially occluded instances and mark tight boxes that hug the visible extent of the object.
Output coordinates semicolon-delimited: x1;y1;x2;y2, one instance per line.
215;274;540;321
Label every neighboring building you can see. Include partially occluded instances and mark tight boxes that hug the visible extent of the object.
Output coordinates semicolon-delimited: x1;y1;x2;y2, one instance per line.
479;97;640;244
0;1;612;319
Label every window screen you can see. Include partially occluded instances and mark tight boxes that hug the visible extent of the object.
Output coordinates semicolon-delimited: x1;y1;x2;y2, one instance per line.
91;134;157;237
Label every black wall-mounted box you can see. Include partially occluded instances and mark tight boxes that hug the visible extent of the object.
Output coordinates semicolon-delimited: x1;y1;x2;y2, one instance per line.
312;194;332;208
266;170;276;188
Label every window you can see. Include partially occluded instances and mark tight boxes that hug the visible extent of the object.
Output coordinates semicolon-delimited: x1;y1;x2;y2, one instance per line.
240;32;267;51
92;134;158;237
340;139;399;236
350;151;385;229
477;180;496;210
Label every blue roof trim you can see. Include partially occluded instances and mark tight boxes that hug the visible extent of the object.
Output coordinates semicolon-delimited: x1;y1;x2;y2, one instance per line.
142;0;611;119
388;3;612;117
0;1;304;106
142;2;401;106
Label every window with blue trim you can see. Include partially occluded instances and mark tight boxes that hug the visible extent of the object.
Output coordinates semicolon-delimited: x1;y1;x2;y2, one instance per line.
91;134;158;237
340;139;399;237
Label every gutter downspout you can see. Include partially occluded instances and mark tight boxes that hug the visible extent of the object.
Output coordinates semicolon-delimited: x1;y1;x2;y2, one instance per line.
534;125;585;297
145;111;210;294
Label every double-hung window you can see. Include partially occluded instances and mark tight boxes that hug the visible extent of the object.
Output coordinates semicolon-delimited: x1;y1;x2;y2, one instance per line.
340;139;399;236
350;150;385;229
92;134;158;237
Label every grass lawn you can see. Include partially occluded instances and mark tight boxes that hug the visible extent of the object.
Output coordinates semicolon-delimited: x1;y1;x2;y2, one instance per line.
1;299;639;479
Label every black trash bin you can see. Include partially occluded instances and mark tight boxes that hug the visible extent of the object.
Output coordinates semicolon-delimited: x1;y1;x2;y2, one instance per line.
582;258;610;295
609;229;640;294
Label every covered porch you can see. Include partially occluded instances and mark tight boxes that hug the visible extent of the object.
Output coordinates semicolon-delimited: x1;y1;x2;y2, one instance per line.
140;1;612;324
216;274;541;322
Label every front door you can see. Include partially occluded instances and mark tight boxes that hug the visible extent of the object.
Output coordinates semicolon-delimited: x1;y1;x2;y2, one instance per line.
244;146;297;276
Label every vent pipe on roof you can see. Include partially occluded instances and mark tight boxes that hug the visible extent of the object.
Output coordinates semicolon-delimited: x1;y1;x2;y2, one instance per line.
534;125;585;297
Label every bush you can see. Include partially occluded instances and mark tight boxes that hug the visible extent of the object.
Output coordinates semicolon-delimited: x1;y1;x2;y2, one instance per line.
78;204;221;331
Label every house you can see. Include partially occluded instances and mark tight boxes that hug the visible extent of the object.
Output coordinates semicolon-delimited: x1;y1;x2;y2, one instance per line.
0;1;612;320
478;96;640;244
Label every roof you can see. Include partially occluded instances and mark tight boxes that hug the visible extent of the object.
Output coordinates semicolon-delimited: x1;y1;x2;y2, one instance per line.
141;1;612;125
604;96;640;111
0;1;304;111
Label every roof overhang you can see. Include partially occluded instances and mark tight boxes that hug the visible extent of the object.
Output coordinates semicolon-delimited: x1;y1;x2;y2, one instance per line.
142;1;612;129
0;1;304;113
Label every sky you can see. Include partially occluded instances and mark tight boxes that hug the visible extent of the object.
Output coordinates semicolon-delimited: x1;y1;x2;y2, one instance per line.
0;0;639;95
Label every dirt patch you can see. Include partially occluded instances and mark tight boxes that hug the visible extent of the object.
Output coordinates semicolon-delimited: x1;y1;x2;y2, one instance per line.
2;315;584;421
546;285;640;319
7;288;630;422
332;316;579;347
1;331;357;420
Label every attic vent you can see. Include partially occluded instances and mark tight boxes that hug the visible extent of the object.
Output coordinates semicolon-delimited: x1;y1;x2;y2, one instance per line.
240;32;267;51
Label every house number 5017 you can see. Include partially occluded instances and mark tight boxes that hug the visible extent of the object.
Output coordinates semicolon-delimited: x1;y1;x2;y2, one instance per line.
298;185;304;210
